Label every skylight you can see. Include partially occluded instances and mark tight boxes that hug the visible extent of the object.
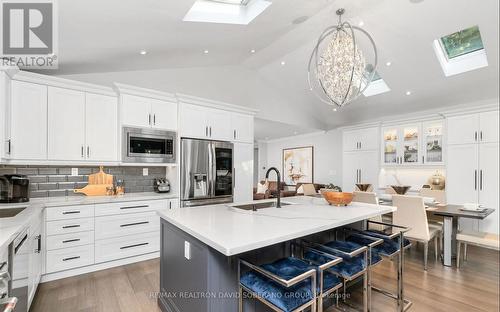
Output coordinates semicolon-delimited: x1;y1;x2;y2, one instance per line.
183;0;272;25
363;71;391;97
433;25;488;77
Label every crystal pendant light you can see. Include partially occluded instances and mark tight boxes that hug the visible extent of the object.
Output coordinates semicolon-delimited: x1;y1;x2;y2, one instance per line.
308;8;378;108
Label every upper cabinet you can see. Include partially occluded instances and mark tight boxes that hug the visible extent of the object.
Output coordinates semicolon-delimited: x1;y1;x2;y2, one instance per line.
48;87;86;161
382;120;444;166
48;87;118;162
447;111;499;145
178;95;255;143
117;85;178;131
342;127;378;152
8;80;48;160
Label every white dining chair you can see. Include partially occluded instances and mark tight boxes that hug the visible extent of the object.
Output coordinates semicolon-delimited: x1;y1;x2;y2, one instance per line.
392;195;442;270
353;191;387;231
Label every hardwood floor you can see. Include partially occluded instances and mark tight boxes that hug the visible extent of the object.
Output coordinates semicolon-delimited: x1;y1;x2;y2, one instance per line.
31;245;499;312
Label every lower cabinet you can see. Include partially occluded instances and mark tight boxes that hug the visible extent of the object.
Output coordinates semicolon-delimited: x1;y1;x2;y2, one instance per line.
43;198;177;277
28;215;43;308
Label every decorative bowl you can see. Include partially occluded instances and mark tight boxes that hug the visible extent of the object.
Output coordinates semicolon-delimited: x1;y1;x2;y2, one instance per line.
320;189;354;206
391;185;411;195
355;183;372;192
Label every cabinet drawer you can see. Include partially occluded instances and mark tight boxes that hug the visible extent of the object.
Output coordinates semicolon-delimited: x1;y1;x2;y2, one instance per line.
46;218;94;236
46;231;94;251
45;204;94;221
95;212;159;240
46;245;94;273
94;200;167;216
95;232;159;263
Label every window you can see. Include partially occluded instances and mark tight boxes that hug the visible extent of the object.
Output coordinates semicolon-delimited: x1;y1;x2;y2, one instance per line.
433;25;488;76
440;26;484;59
183;0;271;25
363;71;391;97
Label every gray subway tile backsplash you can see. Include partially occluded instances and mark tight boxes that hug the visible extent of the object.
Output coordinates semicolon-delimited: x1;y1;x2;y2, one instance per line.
0;165;166;198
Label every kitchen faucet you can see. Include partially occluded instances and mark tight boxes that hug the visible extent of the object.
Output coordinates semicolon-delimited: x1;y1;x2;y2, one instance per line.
265;167;281;208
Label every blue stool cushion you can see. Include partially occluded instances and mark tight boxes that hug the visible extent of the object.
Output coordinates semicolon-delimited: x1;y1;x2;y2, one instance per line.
362;230;411;256
345;235;383;265
240;257;314;312
312;241;366;278
301;252;343;292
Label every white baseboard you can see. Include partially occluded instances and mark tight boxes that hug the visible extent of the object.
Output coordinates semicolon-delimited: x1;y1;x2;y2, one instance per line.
41;251;159;283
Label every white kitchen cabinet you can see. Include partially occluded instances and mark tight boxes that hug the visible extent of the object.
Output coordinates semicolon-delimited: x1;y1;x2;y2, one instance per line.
447;111;499;145
422;121;445;165
446;144;479;205
0;72;7;160
179;103;209;139
208;108;232;141
121;94;151;128
121;94;177;130
233;143;254;202
85;93;118;161
150;98;178;130
447;114;479;145
48;87;86;161
231;113;254;143
479;143;499;234
342;150;379;192
28;215;42;308
343;127;378;152
479;111;499;143
8;80;48;160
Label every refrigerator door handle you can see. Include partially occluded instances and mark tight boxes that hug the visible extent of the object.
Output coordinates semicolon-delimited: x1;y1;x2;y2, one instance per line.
210;142;217;197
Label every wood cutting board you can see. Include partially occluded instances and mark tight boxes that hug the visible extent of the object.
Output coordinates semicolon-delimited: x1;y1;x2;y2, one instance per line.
74;166;114;196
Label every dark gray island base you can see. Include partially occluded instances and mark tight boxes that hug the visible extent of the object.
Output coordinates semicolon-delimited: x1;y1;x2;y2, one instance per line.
158;219;361;312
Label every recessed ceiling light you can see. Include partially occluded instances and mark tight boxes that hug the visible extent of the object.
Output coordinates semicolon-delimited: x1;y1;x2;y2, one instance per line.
250;49;256;53
204;50;209;54
358;21;364;27
139;50;147;55
293;131;298;135
386;61;392;66
280;61;286;66
333;108;337;112
406;91;412;95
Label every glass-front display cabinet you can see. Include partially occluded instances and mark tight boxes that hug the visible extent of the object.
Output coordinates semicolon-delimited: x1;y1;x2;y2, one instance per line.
383;128;398;165
422;121;444;165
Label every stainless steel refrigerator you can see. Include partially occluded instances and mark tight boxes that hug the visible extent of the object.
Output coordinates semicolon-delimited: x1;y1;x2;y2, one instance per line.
180;138;234;207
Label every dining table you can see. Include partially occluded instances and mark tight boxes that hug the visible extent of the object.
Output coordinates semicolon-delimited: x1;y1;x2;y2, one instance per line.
378;196;495;266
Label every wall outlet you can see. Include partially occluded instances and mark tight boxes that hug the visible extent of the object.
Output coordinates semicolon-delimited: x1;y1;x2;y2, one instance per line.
71;168;78;176
184;241;191;260
143;168;148;176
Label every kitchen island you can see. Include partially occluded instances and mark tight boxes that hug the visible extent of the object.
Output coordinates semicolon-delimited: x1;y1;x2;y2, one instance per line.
157;196;396;312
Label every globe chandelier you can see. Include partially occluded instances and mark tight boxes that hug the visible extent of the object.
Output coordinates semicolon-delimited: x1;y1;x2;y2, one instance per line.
308;8;378;108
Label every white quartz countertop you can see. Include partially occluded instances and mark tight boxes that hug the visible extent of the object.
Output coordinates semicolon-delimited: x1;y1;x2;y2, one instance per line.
157;196;396;256
0;192;178;251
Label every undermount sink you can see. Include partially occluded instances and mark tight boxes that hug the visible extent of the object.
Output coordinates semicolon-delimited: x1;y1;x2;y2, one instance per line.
0;207;26;218
231;202;292;211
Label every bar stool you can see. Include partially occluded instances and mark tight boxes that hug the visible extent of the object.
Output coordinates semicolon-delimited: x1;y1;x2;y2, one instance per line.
359;220;413;312
238;257;318;312
305;240;369;312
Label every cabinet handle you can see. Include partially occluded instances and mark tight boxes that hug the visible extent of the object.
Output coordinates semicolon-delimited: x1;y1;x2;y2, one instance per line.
206;126;208;137
120;221;149;227
35;235;41;253
7;139;11;155
480;131;483;141
234;130;236;140
480;170;483;191
474;170;477;190
63;256;80;262
474;131;478;142
62;238;80;244
62;225;81;229
209;126;212;137
148;114;151;125
154;114;156;125
87;146;90;158
120;242;148;250
422;156;424;164
62;210;80;215
81;146;84;158
359;142;361;149
120;205;149;210
169;202;172;209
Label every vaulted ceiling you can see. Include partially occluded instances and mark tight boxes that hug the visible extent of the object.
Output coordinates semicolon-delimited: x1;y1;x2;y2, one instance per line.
48;0;499;131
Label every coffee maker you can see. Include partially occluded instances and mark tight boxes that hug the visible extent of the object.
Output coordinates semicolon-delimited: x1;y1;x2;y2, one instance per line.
0;174;30;203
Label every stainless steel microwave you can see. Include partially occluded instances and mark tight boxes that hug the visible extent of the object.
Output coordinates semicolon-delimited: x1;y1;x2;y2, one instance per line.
122;127;176;163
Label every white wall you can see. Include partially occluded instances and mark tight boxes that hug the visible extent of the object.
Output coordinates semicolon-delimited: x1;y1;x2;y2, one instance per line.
262;130;343;186
59;66;325;130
